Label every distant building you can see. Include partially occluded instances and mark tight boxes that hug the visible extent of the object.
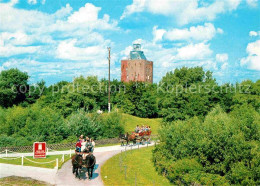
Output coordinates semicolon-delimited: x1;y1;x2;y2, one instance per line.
121;44;153;83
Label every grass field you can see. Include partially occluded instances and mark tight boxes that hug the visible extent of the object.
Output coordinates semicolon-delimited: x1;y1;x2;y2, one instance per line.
122;114;162;135
0;154;71;169
0;176;50;186
101;146;171;186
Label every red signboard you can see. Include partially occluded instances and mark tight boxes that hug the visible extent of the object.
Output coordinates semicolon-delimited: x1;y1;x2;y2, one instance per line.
33;142;46;158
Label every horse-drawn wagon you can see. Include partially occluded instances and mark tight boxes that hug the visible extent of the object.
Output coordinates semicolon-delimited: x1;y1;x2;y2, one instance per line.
72;152;96;180
119;130;152;146
138;130;152;144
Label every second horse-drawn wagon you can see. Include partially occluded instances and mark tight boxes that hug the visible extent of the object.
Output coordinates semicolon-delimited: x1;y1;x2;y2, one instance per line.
119;130;152;146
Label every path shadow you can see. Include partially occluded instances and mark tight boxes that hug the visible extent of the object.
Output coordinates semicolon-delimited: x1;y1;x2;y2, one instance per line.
78;164;100;180
94;164;99;170
89;164;99;180
91;172;99;179
79;168;87;180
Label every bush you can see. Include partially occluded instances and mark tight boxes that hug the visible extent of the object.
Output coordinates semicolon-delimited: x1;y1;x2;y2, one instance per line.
5;106;29;136
100;112;125;138
182;171;229;185
1;104;69;146
0;107;6;133
166;158;203;183
153;105;260;185
67;110;102;139
0;134;14;147
66;110;125;140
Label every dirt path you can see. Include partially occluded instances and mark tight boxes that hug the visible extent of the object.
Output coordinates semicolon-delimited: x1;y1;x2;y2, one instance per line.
0;143;155;185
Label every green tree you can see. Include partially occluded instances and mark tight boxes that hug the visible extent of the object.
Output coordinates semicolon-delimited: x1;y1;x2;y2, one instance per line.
2;104;68;146
231;80;260;112
157;67;241;122
115;82;158;118
0;68;29;107
153;105;260;185
67;110;102;139
100;112;125;138
24;80;46;105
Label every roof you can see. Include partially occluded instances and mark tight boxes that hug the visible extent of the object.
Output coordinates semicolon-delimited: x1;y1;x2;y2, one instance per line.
129;44;147;60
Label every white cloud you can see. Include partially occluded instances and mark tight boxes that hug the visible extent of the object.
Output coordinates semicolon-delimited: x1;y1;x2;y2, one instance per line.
120;37;235;83
154;23;223;42
0;32;33;45
8;0;19;6
176;43;212;60
0;2;53;32
28;0;37;5
241;40;260;70
0;1;117;58
0;31;54;46
221;62;228;70
0;1;118;33
131;39;213;62
0;1;119;82
120;0;147;19
120;45;133;59
0;31;54;58
216;53;229;70
249;31;258;37
133;39;143;45
246;0;258;7
0;44;39;57
66;3;118;30
121;0;242;25
68;3;100;23
249;30;260;37
0;58;114;84
152;26;166;42
0;59;65;81
216;53;228;63
53;4;73;19
56;39;107;63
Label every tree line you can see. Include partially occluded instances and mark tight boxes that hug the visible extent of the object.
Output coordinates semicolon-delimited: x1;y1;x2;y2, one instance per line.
0;67;259;147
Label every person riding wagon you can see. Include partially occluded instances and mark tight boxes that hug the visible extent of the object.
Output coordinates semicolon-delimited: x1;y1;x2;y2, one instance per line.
75;140;81;152
85;137;94;152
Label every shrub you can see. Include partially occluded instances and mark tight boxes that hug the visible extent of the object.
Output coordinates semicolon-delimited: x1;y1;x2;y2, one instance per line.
67;110;102;139
100;112;125;138
153;105;260;185
0;134;14;147
1;104;68;146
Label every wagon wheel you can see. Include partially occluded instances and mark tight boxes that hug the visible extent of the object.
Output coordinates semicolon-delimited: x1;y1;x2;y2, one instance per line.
140;137;145;145
136;137;141;145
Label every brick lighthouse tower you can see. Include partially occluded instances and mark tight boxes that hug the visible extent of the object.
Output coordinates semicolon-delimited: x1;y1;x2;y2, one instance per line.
121;44;153;83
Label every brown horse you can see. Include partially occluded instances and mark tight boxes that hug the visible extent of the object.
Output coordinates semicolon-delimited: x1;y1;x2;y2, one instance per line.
119;132;137;146
85;153;96;180
71;154;83;179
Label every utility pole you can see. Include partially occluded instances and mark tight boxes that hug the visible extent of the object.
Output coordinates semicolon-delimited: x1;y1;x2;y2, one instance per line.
108;47;111;113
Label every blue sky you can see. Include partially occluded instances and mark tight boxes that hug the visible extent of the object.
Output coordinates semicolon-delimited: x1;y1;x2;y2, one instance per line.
0;0;259;86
